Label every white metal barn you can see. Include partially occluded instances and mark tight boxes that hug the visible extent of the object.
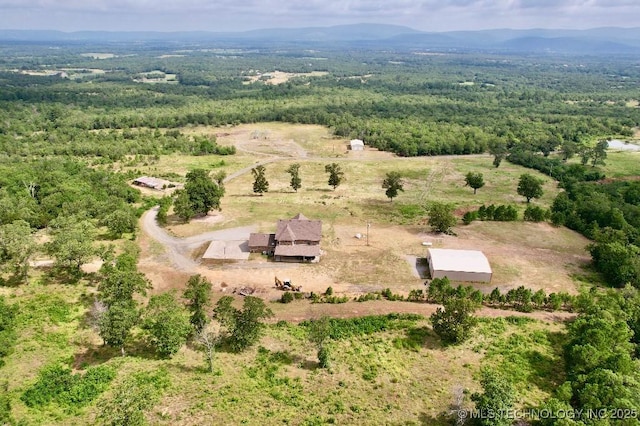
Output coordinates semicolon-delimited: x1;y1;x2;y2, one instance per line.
426;248;492;283
350;139;365;151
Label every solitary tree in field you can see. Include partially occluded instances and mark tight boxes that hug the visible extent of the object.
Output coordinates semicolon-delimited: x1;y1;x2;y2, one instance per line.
324;163;344;190
141;292;191;358
427;202;457;234
430;296;479;345
464;172;485;195
183;274;212;334
307;316;332;368
213;296;273;352
382;171;404;202
252;165;269;195
197;321;222;373
286;163;302;192
517;173;544;203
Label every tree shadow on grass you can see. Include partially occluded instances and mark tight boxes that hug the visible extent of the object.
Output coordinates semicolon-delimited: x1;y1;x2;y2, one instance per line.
73;339;163;369
525;330;566;392
393;326;443;351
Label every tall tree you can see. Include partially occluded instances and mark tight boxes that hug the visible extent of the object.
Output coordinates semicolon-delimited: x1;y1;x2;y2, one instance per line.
251;165;269;195
183;274;212;334
45;216;98;276
197;322;221;373
141;292;191;358
561;141;578;161
102;209;137;239
517;173;544;203
97;250;150;355
285;163;302;192
0;220;36;284
488;140;508;168
98;252;150;306
427;202;457;234
307;316;332;368
464;172;485;195
324;163;344;190
430;296;479;345
184;168;224;215
382;171;404;202
98;300;139;356
213;296;273;352
173;190;195;222
591;139;608;167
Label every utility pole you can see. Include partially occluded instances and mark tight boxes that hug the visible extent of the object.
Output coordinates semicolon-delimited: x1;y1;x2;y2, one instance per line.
366;222;370;246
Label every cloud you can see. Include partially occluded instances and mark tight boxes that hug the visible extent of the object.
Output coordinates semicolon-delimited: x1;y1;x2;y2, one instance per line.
0;0;638;31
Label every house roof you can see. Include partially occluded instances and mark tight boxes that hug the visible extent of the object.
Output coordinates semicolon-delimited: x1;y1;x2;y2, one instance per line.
274;244;320;257
427;248;492;274
248;233;275;248
275;214;322;242
350;139;364;147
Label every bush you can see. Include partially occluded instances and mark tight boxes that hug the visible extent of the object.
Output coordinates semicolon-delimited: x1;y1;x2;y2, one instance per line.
280;292;294;304
524;205;550;222
21;364;115;411
462;211;477;225
318;346;331;369
473;204;518;221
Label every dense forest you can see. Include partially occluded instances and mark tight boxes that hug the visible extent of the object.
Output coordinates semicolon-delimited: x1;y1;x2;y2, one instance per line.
1;39;640;425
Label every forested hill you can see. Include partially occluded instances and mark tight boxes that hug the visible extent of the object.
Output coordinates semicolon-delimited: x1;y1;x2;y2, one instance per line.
2;25;640;54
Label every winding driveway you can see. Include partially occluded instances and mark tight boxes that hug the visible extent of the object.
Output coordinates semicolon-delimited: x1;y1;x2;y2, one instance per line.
141;207;256;273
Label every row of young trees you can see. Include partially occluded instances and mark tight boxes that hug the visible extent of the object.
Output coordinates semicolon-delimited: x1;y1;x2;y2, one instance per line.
251;163;345;195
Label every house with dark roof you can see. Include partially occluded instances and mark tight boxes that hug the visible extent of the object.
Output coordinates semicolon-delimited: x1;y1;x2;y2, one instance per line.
248;213;322;262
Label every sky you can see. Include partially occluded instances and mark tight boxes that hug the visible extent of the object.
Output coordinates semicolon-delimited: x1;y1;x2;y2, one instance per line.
0;0;639;33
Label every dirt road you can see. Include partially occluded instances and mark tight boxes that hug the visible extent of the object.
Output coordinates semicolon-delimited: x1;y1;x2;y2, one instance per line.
140;207;255;272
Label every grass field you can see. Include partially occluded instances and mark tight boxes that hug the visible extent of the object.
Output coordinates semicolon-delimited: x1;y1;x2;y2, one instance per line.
1;282;566;425
126;123;592;300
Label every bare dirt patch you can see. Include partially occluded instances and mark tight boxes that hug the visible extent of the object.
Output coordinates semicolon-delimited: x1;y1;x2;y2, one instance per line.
243;70;328;85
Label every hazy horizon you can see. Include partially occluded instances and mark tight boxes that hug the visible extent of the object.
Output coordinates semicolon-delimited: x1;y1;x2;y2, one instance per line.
1;0;638;33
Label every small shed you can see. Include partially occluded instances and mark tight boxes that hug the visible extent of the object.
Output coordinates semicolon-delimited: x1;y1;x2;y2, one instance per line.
426;248;492;283
350;139;365;151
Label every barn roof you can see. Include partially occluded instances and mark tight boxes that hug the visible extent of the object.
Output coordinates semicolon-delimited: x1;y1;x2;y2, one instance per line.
427;248;492;274
350;139;364;148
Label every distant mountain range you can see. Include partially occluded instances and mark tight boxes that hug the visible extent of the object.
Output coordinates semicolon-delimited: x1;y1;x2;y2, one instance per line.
2;24;640;54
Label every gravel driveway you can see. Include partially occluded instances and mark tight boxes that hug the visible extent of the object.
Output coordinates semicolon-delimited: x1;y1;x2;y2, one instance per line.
141;207;256;272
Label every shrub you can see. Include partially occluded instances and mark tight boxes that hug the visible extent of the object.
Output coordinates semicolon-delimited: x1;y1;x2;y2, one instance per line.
524;205;550;222
280;292;294;304
21;364;115;411
463;210;477;225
